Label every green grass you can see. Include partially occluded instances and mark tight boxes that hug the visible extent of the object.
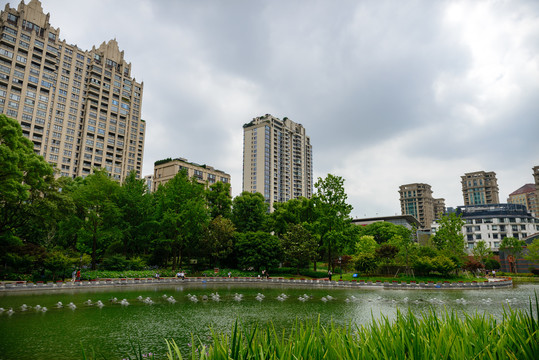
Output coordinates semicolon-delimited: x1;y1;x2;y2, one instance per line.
164;297;539;360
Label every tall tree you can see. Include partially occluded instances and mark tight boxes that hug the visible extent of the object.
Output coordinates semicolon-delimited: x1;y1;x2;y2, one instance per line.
231;192;268;233
0;114;56;245
235;231;282;272
117;172;156;257
269;197;316;237
205;181;232;219
312;174;353;271
157;170;209;270
472;240;492;266
500;236;525;273
281;224;318;273
431;212;466;269
204;215;235;267
71;169;122;270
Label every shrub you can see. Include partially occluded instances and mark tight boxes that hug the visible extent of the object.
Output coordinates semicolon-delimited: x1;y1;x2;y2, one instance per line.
484;258;501;270
413;256;434;276
354;254;378;274
463;258;483;272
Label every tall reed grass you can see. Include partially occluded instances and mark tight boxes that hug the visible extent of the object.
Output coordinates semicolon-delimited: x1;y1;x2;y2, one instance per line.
165;296;538;360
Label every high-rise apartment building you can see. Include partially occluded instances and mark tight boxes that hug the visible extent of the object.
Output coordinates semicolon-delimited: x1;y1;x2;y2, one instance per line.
399;183;444;230
0;0;145;180
461;171;499;206
243;114;313;211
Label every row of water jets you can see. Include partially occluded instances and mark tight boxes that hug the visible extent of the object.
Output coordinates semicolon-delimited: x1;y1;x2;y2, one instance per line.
0;294;521;316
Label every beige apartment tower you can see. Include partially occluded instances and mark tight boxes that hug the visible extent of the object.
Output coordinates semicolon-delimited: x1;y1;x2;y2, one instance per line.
461;171;499;206
399;183;444;230
0;1;145;180
243;114;313;211
153;157;230;191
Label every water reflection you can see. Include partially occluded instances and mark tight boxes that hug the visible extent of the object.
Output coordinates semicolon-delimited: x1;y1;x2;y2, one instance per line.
0;283;537;359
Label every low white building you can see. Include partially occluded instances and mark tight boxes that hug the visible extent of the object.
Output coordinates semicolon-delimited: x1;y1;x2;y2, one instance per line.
431;204;539;252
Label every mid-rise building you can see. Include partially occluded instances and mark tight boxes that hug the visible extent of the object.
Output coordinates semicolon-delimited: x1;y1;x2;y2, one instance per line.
461;171;499;206
143;174;153;193
507;184;537;217
153;157;230;191
432;203;539;252
242;114;313;211
0;0;145;180
433;198;446;219
399;183;445;231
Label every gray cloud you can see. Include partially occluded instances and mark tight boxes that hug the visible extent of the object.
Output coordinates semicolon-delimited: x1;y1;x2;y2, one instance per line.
37;0;539;216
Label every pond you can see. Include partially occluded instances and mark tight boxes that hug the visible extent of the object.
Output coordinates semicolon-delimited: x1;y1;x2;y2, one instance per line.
0;283;537;359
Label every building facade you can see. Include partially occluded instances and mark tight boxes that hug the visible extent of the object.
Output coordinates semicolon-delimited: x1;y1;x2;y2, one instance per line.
242;114;313;211
461;171;499;206
431;204;539;252
399;183;445;231
0;0;145;180
153;157;230;191
507;184;537;217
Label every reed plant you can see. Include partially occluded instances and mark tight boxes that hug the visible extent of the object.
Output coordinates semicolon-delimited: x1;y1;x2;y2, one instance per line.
165;296;538;360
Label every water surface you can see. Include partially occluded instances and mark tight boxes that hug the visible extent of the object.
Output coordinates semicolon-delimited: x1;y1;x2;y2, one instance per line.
0;283;536;359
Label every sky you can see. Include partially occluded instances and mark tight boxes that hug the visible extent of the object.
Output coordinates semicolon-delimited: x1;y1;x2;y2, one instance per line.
25;0;539;218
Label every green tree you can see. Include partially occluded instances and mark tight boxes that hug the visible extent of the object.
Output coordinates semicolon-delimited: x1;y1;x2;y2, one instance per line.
231;192;268;233
472;240;492;266
269;197;316;237
205;181;232;219
354;253;378;274
281;224;318;273
431;213;466;271
0;114;57;245
204;215;235;267
71;169;122;270
500;237;525;273
117;172;156;257
156;170;209;270
524;238;539;264
43;250;75;281
312;174;353;271
358;221;411;244
355;235;378;256
375;243;399;275
235;231;282;272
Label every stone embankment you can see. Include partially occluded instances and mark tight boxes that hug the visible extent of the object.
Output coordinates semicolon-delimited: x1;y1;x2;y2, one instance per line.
0;276;513;291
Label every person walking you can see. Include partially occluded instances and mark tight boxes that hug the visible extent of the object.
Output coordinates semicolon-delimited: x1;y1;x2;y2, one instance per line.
328;270;332;281
76;269;81;281
71;270;76;283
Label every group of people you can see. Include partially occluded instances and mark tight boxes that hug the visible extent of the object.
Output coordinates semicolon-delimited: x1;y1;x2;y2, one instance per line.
176;271;186;280
71;269;81;282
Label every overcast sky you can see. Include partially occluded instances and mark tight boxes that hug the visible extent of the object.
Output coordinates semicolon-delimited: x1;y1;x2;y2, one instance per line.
32;0;539;218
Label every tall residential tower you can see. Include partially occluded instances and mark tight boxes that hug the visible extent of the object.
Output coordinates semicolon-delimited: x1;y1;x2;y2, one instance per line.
0;0;145;180
399;183;445;230
243;114;313;211
461;171;499;206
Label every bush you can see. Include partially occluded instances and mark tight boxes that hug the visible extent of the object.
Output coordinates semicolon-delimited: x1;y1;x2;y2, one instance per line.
101;255;146;271
432;255;456;276
355;254;378;274
413;256;434;276
531;268;539;276
484;259;501;270
463;259;483;272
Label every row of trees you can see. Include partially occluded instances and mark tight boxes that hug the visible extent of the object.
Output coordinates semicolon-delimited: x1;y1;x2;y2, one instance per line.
2;114;533;280
1;114;359;279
